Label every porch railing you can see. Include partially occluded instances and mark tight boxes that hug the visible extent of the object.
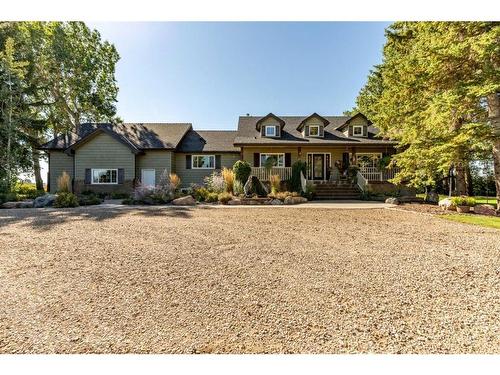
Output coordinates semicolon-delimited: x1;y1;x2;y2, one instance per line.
359;166;399;182
250;167;292;181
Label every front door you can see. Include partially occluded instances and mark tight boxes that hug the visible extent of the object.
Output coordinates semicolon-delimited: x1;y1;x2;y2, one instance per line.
312;154;324;180
141;169;156;188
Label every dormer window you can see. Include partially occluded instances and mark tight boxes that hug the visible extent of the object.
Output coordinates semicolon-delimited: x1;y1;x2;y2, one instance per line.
353;125;364;136
308;125;321;137
265;125;276;137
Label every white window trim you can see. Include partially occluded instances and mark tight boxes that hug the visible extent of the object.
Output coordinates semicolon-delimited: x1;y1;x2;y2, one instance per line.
260;153;285;167
352;125;364;136
308;125;321;137
192;154;215;169
264;125;276;137
91;168;118;185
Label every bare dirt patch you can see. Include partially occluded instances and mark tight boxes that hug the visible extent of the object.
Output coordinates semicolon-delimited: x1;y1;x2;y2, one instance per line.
0;206;499;353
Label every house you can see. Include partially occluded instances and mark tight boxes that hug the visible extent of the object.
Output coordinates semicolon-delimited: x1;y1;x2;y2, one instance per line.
39;112;398;197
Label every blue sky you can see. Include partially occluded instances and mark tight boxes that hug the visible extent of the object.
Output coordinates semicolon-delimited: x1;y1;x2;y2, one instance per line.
90;22;390;130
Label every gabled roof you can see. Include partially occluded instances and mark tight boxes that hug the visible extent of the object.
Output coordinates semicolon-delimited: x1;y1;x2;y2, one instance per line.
64;126;141;154
296;113;330;132
176;130;240;153
40;122;193;151
235;115;396;145
337;112;373;131
255;113;286;131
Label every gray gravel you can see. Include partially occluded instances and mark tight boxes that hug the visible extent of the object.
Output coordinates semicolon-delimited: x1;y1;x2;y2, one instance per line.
0;206;499;353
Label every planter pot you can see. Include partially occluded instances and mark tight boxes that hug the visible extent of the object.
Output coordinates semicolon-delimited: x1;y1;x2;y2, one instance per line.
456;205;471;213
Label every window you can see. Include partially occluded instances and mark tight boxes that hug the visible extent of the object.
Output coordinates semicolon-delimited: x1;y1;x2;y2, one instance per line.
192;155;215;169
92;169;117;184
260;153;284;168
264;125;276;137
353;125;364;136
308;125;321;137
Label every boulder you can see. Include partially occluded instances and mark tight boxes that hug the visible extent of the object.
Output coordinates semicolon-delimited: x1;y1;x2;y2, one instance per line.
438;198;456;211
19;200;34;208
172;195;196;206
243;175;268;197
34;194;57;208
284;196;308;205
1;201;21;209
474;204;497;216
424;191;439;204
270;199;283;205
385;197;400;205
227;199;242;205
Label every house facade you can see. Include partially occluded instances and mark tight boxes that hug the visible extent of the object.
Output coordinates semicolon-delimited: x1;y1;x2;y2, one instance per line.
40;112;398;195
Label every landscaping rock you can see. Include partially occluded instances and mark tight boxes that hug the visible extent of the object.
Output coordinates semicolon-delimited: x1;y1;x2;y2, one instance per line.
19;201;34;209
244;175;268;197
424;191;439;204
474;204;497;216
227;199;242;205
1;201;21;209
172;195;196;206
385;197;400;205
284;196;308;205
438;198;456;211
270;199;283;205
33;194;57;208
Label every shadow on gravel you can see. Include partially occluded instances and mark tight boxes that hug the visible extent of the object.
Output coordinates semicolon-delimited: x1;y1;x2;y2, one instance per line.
0;205;195;230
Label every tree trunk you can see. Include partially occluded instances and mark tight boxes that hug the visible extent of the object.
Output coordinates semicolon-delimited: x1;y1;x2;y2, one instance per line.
465;163;474;196
32;147;44;190
450;118;467;196
487;92;500;211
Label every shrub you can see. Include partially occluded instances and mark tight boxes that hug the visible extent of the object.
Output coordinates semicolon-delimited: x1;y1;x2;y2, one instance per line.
192;187;208;201
218;192;232;204
222;168;235;193
233;160;252;184
169;172;181;191
54;192;79;208
110;192;130;199
57;171;71;193
14;183;45;199
205;192;219;203
451;196;476;207
233;180;244;195
269;174;281;194
78;194;102;206
133;184;153;202
204;171;225;193
290;161;307;193
0;192;19;204
121;198;134;205
303;182;316;200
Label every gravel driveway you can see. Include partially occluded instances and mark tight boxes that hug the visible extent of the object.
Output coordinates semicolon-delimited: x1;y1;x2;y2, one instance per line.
0;206;499;353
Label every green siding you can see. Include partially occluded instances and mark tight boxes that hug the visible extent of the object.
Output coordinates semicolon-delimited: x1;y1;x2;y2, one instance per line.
136;150;174;184
74;132;135;191
48;151;74;193
174;152;240;187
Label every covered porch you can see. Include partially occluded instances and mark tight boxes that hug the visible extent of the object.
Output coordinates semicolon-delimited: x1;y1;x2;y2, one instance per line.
250;148;397;183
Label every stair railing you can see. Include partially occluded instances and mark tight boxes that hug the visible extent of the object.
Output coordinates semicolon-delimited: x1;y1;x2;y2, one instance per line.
356;171;368;192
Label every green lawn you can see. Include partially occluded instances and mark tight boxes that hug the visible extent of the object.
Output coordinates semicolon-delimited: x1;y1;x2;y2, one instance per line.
440;214;500;229
417;194;497;205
